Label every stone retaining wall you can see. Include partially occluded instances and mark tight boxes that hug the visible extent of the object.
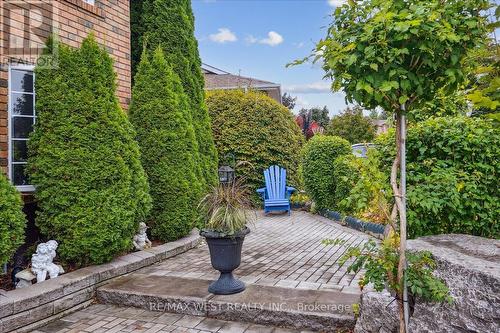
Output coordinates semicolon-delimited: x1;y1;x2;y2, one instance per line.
0;229;201;333
354;234;500;333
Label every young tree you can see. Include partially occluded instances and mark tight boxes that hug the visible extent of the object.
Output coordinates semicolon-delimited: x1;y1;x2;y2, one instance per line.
296;0;489;330
282;92;297;110
130;48;201;241
137;0;218;191
29;35;152;266
326;106;375;143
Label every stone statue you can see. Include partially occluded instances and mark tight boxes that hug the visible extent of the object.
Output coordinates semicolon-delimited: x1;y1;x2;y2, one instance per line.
133;222;152;250
31;241;64;282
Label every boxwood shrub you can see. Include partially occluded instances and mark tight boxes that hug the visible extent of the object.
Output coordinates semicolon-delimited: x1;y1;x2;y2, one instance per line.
206;90;304;196
376;117;499;238
130;48;201;241
301;135;351;210
0;173;26;265
28;35;152;266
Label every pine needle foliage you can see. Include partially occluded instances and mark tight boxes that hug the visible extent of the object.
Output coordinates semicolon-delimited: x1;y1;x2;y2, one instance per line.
0;173;26;265
129;48;202;241
138;0;218;190
28;35;152;267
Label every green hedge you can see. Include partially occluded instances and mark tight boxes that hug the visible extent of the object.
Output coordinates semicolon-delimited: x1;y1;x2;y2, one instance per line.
0;173;26;265
332;154;360;213
29;35;152;266
377;117;499;238
130;48;201;241
206;90;304;196
139;0;218;190
301;135;351;210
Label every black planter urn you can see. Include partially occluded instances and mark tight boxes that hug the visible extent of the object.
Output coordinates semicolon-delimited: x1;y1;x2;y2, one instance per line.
200;228;250;295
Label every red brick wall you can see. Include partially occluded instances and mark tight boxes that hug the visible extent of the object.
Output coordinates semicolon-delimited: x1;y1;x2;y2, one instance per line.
0;0;131;176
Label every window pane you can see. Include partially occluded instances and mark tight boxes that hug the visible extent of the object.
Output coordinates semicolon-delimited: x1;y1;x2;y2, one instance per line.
12;117;33;138
12;140;28;162
10;93;34;115
12;164;29;186
11;70;34;93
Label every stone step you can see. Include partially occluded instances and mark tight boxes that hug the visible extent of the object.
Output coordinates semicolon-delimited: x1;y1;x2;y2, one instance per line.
96;274;359;332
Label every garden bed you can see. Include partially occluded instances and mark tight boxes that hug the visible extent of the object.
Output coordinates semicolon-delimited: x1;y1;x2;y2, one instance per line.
321;210;385;238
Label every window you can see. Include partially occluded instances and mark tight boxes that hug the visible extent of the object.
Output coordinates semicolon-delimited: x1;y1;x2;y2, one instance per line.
83;0;95;5
8;65;35;192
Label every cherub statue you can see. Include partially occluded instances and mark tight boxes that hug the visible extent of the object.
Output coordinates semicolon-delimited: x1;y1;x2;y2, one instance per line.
133;222;152;250
31;241;64;282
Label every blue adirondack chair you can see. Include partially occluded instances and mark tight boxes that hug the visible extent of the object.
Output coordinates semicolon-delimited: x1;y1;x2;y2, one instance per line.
256;165;296;215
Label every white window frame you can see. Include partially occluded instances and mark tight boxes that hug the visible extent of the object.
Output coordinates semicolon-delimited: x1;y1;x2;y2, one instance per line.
8;64;36;192
83;0;95;5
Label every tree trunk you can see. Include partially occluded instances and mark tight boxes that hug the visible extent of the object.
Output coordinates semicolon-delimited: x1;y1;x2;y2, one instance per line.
390;107;408;333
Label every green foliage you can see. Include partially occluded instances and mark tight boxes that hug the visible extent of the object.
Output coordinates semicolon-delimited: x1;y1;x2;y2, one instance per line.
138;0;218;190
0;173;26;265
338;151;392;224
336;237;452;303
199;178;252;236
376;117;499;238
129;48;201;242
301;135;351;210
326;106;375;143
29;35;152;266
331;154;360;212
206;90;304;197
408;88;469;122
299;106;331;128
298;0;489;114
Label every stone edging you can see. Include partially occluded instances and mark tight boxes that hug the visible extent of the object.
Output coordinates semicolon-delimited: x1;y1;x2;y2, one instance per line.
321;210;385;239
0;229;202;333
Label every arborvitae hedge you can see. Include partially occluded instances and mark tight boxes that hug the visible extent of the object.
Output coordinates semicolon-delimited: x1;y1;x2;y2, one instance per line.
301;135;351;210
139;0;218;190
0;173;26;265
28;35;152;267
206;90;304;196
130;48;201;241
376;117;499;238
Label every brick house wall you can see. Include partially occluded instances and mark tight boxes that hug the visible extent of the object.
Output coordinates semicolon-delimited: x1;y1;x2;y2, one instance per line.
0;0;131;187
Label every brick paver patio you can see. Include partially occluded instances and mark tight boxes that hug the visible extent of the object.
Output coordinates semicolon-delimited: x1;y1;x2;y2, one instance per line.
34;304;309;333
138;211;370;293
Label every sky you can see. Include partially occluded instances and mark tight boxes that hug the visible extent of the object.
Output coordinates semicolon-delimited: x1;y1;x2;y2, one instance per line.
192;0;350;116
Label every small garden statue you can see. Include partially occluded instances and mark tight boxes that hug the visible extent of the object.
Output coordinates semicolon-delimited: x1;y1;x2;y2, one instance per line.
133;222;152;250
31;241;64;282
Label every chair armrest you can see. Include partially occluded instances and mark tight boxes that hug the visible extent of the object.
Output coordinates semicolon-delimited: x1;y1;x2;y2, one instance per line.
286;186;296;193
256;188;266;194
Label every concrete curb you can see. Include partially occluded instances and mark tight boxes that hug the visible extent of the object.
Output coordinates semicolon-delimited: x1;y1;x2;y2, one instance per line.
0;229;201;333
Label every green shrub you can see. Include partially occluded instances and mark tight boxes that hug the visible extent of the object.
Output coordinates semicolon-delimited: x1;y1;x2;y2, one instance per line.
325;106;375;144
338;151;392;224
206;90;304;196
301;135;351;210
376;117;499;238
130;48;201;241
332;154;360;212
0;173;26;265
138;0;218;190
28;35;152;266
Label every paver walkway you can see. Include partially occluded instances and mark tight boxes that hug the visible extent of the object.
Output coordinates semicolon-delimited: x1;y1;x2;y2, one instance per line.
33;304;310;333
138;211;370;293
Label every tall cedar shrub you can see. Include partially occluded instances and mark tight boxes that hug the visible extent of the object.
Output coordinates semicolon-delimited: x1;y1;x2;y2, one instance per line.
376;117;499;238
0;173;26;265
206;90;304;196
301;135;351;210
130;48;201;241
28;35;152;267
139;0;218;190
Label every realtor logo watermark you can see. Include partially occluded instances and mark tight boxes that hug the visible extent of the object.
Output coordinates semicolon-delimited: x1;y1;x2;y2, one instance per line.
149;301;353;314
1;0;58;68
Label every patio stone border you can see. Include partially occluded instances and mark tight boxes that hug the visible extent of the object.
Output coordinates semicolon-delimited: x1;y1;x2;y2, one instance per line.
0;229;201;333
321;210;385;239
